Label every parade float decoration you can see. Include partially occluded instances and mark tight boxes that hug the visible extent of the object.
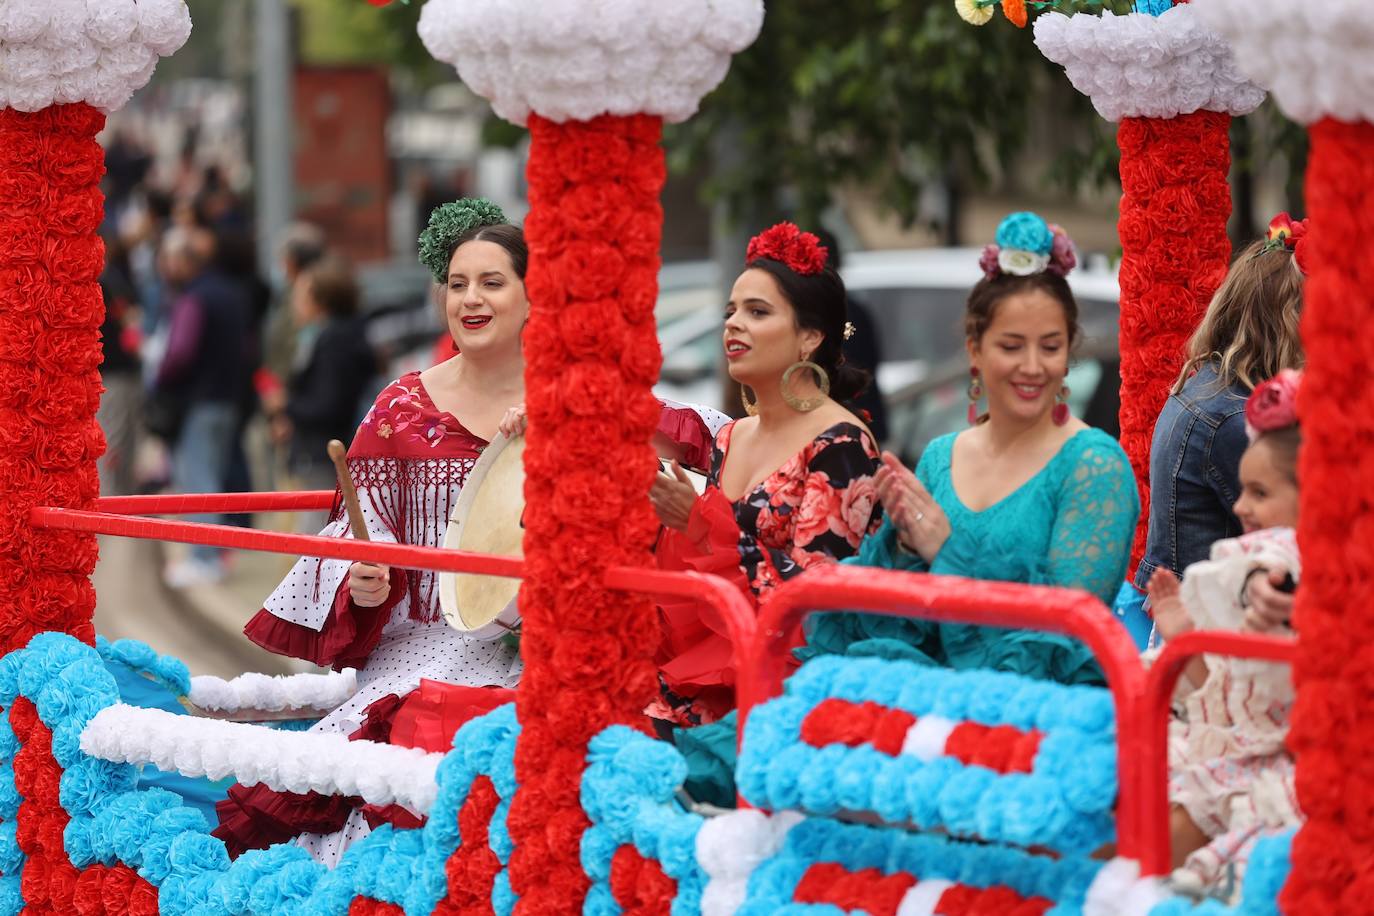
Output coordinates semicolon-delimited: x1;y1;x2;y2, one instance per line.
0;0;1337;913
416;1;764;909
0;0;193;653
1029;1;1265;572
1191;4;1374;912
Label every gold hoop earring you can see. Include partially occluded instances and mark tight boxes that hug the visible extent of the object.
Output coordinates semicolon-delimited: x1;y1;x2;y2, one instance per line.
740;385;759;417
781;360;829;412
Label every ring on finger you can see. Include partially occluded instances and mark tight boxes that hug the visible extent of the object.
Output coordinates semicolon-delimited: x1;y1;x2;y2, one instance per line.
915;511;925;522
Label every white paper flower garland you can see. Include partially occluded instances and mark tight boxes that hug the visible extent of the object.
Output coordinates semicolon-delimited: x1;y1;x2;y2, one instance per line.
416;0;764;124
79;704;443;813
696;809;802;916
0;0;192;112
1193;0;1374;125
1032;5;1265;122
187;669;358;714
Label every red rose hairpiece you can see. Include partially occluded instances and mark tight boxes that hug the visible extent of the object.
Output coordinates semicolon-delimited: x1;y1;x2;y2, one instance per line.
1244;368;1302;442
746;222;829;276
1261;212;1311;275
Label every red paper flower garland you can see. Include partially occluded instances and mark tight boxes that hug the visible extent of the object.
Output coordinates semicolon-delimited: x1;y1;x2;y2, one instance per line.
1116;110;1233;572
0;103;106;654
435;775;502;914
608;846;675;915
349;901;405;916
11;697;98;914
509;113;666;913
1280;118;1374;916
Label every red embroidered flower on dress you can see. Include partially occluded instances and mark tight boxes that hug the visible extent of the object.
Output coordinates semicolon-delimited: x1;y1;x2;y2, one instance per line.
746;222;829;276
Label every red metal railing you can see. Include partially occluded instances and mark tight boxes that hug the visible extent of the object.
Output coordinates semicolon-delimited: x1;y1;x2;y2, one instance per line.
31;491;1297;877
33;496;758;678
737;566;1149;858
1136;629;1296;876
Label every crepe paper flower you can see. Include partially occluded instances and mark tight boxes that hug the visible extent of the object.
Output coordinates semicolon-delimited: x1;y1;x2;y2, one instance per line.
1002;0;1029;27
1244;368;1302;441
1265;211;1308;250
955;0;996;25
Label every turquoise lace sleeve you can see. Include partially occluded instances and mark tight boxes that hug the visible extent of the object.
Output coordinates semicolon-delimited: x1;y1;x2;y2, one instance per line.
802;449;938;662
1046;435;1140;607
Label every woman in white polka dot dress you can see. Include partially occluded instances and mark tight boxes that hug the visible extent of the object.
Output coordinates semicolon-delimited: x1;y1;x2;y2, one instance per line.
213;201;530;866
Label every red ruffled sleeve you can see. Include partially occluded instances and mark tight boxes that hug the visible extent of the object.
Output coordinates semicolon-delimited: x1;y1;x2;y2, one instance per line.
653;488;754;721
243;568;409;671
655;403;716;472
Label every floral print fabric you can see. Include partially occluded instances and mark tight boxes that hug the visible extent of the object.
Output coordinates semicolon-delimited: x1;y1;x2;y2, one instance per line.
710;420;884;601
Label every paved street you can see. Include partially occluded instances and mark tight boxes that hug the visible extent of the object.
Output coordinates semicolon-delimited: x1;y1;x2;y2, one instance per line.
92;526;311;680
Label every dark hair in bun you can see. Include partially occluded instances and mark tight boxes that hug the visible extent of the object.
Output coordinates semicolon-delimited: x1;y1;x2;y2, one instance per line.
745;258;870;404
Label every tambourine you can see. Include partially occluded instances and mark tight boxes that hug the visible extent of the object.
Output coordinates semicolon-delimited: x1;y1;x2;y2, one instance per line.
438;433;525;639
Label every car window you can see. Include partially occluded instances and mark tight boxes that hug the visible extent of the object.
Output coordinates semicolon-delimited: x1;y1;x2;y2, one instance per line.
850;287;968;366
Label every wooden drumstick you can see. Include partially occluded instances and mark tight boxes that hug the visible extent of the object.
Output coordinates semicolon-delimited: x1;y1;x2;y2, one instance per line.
327;439;370;542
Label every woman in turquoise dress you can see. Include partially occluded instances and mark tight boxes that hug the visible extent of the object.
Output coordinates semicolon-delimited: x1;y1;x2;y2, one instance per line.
804;213;1139;685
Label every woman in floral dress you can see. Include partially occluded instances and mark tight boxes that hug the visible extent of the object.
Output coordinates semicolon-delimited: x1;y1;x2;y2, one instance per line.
650;222;884;726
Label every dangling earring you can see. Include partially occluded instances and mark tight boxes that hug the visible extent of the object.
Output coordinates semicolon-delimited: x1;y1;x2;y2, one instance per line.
740;385;759;417
1052;385;1071;426
966;368;984;426
781;360;830;412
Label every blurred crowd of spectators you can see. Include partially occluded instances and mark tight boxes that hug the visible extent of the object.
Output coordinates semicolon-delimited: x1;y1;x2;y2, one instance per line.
97;130;379;587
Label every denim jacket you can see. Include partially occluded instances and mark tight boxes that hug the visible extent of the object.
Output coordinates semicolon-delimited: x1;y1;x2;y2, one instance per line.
1134;362;1249;589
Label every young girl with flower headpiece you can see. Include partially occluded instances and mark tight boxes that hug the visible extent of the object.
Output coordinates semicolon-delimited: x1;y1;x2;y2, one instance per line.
805;212;1138;686
1128;215;1308;645
1145;369;1303;898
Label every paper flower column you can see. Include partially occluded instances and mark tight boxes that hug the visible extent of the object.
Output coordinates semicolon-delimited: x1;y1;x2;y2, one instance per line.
418;2;763;911
0;0;192;653
1195;2;1374;910
1035;5;1265;571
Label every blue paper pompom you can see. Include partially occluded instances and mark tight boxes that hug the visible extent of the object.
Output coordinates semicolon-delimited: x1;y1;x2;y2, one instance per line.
493;870;516;916
995;212;1054;256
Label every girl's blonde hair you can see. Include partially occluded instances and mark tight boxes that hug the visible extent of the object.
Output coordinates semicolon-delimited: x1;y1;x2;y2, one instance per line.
1173;239;1305;394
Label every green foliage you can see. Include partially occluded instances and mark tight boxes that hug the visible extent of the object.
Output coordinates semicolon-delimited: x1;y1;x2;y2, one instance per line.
292;0;447;85
666;0;1085;229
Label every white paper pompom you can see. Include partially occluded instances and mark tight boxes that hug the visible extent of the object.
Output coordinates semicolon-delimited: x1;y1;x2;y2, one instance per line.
0;2;51;44
0;0;190;112
1194;0;1374;125
1033;5;1265;122
418;0;764;125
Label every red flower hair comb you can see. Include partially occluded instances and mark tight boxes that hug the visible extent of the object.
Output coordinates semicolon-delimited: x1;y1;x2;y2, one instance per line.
746;222;829;276
1262;212;1311;275
1244;368;1302;442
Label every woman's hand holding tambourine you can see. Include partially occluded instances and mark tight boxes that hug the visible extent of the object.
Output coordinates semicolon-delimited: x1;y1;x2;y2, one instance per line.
650;460;697;533
874;452;950;565
349;562;391;608
498;404;528;439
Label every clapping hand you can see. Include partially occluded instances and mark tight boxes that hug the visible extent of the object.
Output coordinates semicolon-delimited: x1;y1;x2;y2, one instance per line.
873;451;950;564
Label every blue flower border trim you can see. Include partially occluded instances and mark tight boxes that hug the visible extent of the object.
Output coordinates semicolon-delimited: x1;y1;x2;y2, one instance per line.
95;635;192;698
736;817;1104;914
738;656;1118;854
581;726;706;915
